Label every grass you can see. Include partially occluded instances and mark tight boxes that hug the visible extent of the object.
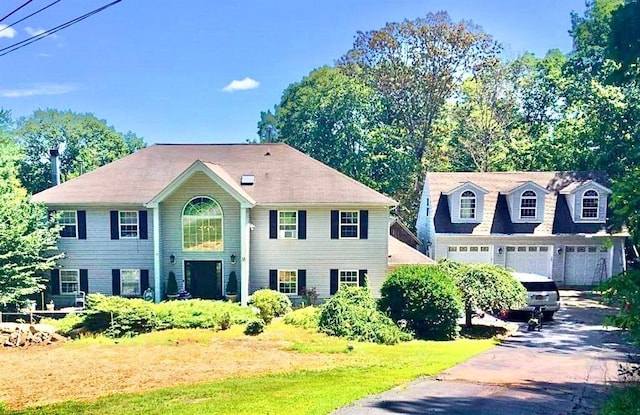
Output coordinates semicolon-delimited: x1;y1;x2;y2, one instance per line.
600;385;640;415
4;321;496;415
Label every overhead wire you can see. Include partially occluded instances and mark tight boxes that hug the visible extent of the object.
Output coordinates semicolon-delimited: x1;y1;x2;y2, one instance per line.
0;0;122;57
0;0;63;36
0;0;35;23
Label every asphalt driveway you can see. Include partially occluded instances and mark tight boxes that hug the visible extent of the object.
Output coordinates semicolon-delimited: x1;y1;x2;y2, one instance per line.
333;291;635;415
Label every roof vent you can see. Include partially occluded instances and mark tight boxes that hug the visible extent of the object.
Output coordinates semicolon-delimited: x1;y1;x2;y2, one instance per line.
241;175;255;186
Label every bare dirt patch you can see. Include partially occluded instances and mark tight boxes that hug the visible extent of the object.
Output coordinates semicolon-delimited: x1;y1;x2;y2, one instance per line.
0;331;351;410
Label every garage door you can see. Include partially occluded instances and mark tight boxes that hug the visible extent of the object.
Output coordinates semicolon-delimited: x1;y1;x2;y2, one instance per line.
505;246;552;277
447;245;493;264
564;246;610;285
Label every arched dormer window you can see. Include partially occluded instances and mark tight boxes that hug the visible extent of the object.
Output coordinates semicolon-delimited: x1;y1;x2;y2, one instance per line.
460;190;476;219
182;196;223;251
520;190;537;218
581;190;599;219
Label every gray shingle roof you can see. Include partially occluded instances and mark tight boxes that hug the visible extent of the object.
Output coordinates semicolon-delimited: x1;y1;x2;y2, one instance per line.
33;144;397;206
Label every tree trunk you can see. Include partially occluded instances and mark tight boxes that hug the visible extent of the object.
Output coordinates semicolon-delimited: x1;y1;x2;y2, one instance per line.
465;308;473;327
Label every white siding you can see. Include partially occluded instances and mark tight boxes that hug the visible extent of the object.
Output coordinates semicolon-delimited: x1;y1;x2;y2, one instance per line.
506;185;545;223
416;178;435;255
250;206;389;298
571;188;608;223
447;185;485;224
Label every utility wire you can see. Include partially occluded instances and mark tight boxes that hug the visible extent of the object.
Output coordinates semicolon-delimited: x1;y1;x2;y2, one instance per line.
0;0;122;57
0;0;35;23
0;0;63;36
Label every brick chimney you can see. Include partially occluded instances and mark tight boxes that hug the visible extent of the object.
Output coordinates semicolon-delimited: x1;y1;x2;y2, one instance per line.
50;149;60;186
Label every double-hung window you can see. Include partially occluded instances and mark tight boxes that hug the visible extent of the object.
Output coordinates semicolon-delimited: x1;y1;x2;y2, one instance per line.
460;191;476;219
121;269;141;296
279;211;297;239
520;190;537;218
339;270;358;288
59;211;78;238
278;270;297;294
340;211;359;238
60;269;80;294
119;211;139;238
581;190;599;219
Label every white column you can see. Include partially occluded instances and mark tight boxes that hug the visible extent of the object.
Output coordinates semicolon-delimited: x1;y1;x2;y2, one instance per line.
153;207;162;303
240;207;250;306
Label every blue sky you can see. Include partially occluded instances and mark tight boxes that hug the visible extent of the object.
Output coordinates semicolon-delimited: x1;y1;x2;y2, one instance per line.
0;0;586;144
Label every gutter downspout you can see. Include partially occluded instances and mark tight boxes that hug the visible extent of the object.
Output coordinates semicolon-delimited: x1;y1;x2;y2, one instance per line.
153;207;162;303
240;206;250;306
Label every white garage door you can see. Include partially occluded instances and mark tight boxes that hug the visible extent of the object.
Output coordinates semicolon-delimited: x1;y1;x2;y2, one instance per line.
505;246;553;277
447;245;493;264
564;246;610;285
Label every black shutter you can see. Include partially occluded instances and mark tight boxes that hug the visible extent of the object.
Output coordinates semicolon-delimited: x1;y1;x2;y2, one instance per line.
50;269;60;295
269;210;278;239
77;210;87;240
110;211;119;240
330;269;339;295
298;269;306;295
112;269;121;295
298;210;307;240
80;269;89;293
331;210;339;239
359;210;368;240
269;269;278;290
358;269;367;287
141;270;150;294
139;210;148;240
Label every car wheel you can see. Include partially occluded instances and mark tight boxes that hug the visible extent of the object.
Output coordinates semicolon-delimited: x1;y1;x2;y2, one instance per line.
543;311;555;321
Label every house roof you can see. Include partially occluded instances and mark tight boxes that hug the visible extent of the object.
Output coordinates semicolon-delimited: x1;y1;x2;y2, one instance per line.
32;144;397;207
427;171;615;236
388;236;436;267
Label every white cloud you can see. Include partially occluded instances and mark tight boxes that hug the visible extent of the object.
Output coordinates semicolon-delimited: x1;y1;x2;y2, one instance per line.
25;27;57;39
222;77;260;92
0;24;17;38
0;84;75;98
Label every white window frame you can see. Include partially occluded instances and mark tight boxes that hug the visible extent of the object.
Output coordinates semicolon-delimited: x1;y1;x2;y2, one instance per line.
182;196;224;251
459;191;476;219
278;270;298;295
59;210;78;238
339;210;359;239
278;211;298;239
519;190;537;219
118;211;139;239
339;270;359;289
60;269;80;295
120;269;141;297
581;190;599;219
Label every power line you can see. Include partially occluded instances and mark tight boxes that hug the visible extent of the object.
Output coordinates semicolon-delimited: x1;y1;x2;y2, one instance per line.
0;0;63;36
0;0;122;57
0;0;35;23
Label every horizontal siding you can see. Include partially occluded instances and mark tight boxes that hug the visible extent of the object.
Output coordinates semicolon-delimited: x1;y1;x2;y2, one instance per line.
250;206;389;297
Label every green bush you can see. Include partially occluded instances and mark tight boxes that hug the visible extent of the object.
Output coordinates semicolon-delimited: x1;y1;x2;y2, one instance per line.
318;286;412;345
84;294;159;338
380;265;462;340
283;306;321;329
600;385;640;415
248;289;292;323
166;271;178;296
154;299;254;330
244;319;266;335
40;313;85;336
599;270;640;343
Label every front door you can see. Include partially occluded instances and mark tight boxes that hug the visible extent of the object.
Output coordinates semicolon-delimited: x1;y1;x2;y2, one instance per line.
184;261;222;299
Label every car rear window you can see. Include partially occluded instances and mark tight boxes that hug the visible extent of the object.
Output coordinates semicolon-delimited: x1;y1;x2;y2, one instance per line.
521;282;558;292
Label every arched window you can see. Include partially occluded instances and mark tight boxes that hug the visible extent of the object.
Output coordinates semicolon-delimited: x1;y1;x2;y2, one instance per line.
182;197;223;251
581;190;599;219
460;190;476;219
520;190;537;218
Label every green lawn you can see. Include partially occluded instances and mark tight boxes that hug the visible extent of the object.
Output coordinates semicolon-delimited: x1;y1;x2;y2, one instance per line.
6;323;495;415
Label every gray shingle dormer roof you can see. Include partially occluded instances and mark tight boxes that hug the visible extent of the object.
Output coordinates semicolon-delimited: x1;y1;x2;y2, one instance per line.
33;144;397;207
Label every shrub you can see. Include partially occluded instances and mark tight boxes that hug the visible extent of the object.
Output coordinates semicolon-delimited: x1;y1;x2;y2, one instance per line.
599;270;640;343
300;287;319;306
380;265;462;340
166;271;178;296
318;286;412;345
248;289;292;323
154;299;254;330
442;262;527;327
40;313;85;336
244;319;265;335
84;294;159;338
283;306;321;329
226;271;238;295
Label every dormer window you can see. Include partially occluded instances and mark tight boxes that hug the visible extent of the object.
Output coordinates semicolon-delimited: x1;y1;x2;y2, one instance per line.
581;190;599;219
520;191;537;218
460;191;476;219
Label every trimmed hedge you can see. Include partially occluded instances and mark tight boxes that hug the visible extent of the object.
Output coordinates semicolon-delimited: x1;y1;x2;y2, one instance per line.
380;265;462;340
283;306;321;329
248;289;292;323
318;286;412;345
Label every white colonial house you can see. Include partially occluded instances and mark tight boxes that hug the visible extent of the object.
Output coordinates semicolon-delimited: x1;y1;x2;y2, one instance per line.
33;143;404;306
416;172;628;286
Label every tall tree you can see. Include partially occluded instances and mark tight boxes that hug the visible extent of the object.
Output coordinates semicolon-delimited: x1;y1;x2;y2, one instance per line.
14;109;146;194
338;12;500;218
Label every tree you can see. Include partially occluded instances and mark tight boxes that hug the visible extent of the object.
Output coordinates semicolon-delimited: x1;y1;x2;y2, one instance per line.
13;109;146;194
0;115;62;306
339;12;500;217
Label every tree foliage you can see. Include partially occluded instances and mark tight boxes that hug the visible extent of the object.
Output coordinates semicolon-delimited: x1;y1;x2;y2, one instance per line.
14;109;146;194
